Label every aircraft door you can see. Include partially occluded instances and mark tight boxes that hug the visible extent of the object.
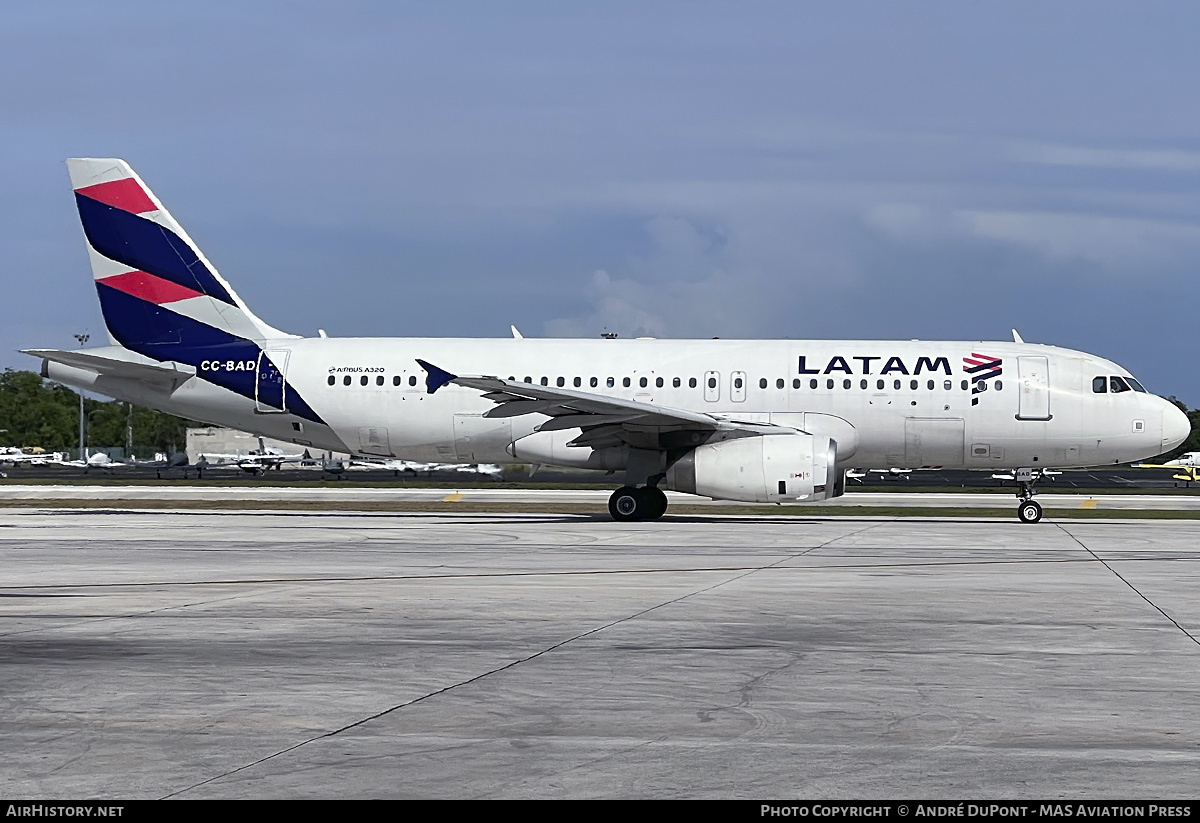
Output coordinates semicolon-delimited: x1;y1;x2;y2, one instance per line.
255;350;290;413
704;371;720;402
731;371;747;402
1017;356;1051;420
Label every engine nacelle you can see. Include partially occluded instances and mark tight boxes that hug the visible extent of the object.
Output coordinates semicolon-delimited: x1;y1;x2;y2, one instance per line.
665;432;838;503
508;429;628;471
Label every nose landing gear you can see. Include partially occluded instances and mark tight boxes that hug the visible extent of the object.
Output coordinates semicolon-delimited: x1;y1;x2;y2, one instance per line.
1014;467;1044;523
608;485;668;522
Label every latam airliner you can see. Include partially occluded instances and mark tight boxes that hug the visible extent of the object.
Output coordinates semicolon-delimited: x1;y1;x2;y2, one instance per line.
25;159;1190;522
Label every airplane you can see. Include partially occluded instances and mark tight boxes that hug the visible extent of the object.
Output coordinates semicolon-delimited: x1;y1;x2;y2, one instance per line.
1133;452;1200;483
199;437;309;475
349;457;504;478
61;451;125;472
0;447;66;466
22;158;1192;523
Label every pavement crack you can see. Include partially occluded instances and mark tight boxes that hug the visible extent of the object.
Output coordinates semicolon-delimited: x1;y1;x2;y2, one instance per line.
1055;522;1200;649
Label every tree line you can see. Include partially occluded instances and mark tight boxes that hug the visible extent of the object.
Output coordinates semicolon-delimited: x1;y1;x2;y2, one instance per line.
0;369;194;456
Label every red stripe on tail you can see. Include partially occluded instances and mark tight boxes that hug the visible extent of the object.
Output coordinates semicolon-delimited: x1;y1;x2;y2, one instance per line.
75;178;157;214
98;270;204;304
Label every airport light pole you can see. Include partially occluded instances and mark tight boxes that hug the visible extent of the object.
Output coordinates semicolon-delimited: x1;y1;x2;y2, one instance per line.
73;333;89;460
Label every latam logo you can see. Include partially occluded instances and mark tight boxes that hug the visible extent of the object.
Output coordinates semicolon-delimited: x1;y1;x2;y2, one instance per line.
964;353;1002;406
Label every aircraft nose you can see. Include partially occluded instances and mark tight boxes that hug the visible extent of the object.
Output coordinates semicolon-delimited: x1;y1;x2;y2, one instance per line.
1162;402;1191;451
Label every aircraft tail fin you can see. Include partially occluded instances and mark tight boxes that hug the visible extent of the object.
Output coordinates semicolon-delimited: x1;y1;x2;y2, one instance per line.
67;158;293;348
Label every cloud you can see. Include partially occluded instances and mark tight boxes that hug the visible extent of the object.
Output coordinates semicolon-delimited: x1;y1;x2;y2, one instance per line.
1009;141;1200;173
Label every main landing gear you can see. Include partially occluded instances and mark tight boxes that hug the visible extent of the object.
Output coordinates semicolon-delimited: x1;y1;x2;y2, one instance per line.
608;485;668;522
1014;467;1043;524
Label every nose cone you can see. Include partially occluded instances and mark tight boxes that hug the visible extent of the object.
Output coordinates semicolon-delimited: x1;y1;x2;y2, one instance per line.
1163;403;1191;451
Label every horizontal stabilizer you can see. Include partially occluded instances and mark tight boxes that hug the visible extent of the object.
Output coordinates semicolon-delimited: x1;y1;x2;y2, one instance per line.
23;349;197;386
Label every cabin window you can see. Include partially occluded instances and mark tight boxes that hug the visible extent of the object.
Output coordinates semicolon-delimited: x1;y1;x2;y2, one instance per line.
393;376;401;386
1128;377;1147;392
656;377;664;388
734;377;744;389
995;380;1002;391
810;379;818;389
944;380;952;390
343;375;352;386
524;376;532;384
409;375;417;386
623;377;631;388
556;377;565;387
689;378;697;388
843;379;851;390
574;377;581;387
591;377;599;388
894;380;902;390
640;377;648;388
793;378;801;389
860;379;868;390
376;375;384;386
961;380;968;390
540;376;548;386
826;378;834;389
927;380;934;390
327;375;335;386
1110;376;1132;393
358;375;367;386
778;378;786;389
707;376;717;389
910;379;918;390
877;379;885;390
673;377;681;388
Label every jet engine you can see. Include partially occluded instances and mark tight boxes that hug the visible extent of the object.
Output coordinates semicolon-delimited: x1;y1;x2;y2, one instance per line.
664;432;840;503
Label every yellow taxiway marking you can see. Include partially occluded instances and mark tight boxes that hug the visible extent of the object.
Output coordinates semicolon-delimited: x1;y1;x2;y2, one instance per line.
441;493;464;502
1078;498;1099;509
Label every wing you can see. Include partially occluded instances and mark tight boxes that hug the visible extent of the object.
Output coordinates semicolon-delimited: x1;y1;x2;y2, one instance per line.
417;359;786;449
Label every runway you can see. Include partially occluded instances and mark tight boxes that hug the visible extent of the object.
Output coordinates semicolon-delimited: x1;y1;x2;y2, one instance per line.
2;509;1199;799
1;483;1199;512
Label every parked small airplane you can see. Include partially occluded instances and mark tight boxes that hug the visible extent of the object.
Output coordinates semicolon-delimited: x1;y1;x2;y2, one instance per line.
1134;452;1200;482
0;447;66;466
199;438;308;475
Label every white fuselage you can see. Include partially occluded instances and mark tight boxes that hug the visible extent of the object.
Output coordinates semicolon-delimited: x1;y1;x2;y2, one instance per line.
46;337;1186;473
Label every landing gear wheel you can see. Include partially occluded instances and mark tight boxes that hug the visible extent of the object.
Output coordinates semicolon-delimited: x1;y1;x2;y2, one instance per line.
1017;500;1043;524
646;487;668;520
609;486;643;522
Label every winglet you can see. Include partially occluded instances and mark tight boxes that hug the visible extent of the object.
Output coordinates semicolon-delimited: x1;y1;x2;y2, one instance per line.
417;359;457;394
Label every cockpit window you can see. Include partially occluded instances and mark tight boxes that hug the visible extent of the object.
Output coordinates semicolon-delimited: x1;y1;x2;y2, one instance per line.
1092;377;1107;393
1126;377;1147;392
1110;376;1132;393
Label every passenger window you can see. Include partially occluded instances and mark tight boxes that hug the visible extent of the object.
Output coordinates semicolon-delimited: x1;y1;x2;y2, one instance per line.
656;377;664;388
860;379;867;390
393;376;401;386
894;380;901;390
640;377;648;388
877;379;885;390
623;377;631;388
961;380;968;390
1111;376;1131;393
734;377;743;389
927;380;934;390
707;377;717;389
360;375;368;386
943;380;951;390
540;377;548;386
590;377;598;388
843;379;851;390
574;377;581;387
607;377;615;388
344;376;352;386
810;379;818;389
673;377;681;388
557;377;565;387
524;376;532;384
777;378;785;389
995;380;1002;391
689;378;697;388
793;378;801;389
376;375;384;386
409;375;417;386
327;375;335;386
910;379;918;390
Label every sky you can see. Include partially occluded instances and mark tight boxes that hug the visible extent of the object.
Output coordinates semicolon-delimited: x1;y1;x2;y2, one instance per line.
4;1;1200;404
